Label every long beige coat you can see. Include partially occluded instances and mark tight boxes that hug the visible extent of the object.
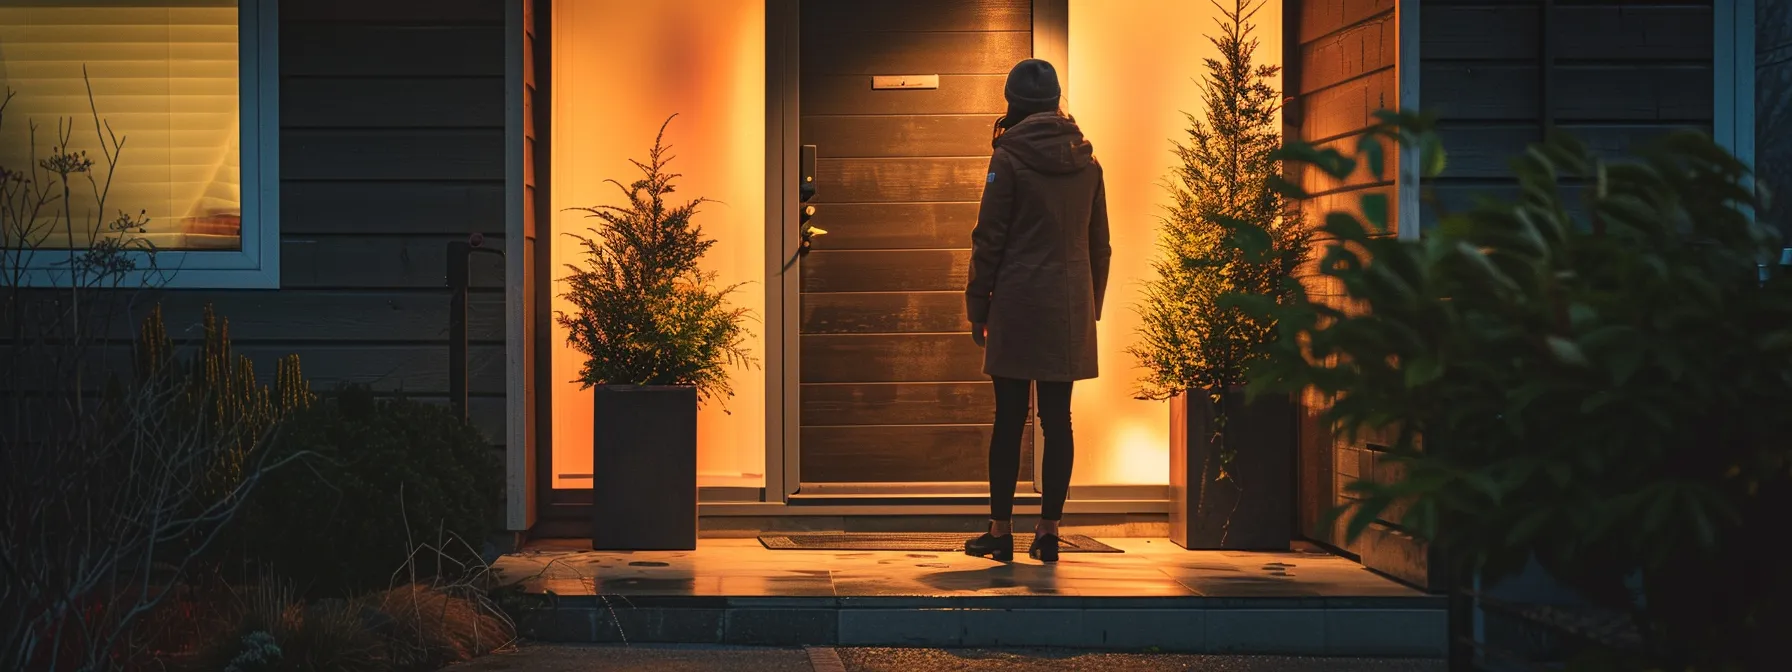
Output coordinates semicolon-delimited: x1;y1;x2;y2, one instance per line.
965;112;1112;382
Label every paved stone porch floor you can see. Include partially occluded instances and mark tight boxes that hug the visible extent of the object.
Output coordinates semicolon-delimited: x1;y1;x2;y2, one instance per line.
489;538;1446;655
492;538;1427;600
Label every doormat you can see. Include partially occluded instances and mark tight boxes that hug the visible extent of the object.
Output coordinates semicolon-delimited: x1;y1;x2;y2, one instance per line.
757;532;1122;554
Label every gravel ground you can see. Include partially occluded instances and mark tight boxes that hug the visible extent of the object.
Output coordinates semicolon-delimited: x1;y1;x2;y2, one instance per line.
446;644;808;671
448;644;1448;671
836;648;1446;671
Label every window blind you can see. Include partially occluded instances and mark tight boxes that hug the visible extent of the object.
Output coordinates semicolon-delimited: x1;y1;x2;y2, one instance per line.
0;0;241;251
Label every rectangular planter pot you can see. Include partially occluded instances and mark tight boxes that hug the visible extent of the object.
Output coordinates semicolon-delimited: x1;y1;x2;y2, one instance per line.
591;385;699;551
1168;389;1296;550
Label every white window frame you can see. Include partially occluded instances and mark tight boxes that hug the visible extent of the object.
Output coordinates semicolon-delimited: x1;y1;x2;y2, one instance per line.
6;0;281;290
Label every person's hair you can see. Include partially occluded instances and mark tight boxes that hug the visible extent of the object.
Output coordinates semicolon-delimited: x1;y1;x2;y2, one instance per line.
993;101;1068;144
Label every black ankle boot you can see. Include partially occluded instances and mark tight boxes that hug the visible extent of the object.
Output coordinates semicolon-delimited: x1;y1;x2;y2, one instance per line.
964;532;1014;562
1028;533;1061;563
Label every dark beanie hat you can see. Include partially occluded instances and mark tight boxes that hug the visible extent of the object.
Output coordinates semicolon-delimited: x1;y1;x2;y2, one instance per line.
1004;58;1061;108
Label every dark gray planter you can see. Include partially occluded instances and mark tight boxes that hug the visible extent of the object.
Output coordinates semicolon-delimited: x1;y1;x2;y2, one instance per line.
591;385;698;551
1168;389;1295;550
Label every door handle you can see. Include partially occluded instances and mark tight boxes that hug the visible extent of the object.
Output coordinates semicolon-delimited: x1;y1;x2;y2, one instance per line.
799;144;817;202
781;145;824;275
798;144;824;255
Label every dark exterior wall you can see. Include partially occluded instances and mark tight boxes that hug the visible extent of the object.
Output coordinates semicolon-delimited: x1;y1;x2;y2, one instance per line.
1284;0;1440;591
1420;0;1717;229
1281;0;1723;589
150;0;510;447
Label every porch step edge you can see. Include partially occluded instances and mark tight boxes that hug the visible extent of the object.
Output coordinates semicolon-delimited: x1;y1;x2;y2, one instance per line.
503;593;1447;610
503;601;1447;656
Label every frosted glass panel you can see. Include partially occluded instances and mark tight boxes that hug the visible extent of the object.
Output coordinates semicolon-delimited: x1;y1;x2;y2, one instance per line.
1067;0;1284;485
550;0;767;490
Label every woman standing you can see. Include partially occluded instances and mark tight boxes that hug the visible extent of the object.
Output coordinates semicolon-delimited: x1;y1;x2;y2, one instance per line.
964;58;1111;563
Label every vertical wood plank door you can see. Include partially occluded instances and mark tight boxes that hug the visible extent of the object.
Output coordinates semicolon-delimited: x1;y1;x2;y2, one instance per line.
797;0;1034;485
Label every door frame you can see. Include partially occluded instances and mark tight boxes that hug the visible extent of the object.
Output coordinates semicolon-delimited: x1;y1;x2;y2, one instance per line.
525;0;1169;527
763;0;1166;509
763;0;1072;501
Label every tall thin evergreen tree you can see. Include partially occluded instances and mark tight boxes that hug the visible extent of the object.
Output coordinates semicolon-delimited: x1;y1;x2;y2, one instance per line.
1131;0;1309;401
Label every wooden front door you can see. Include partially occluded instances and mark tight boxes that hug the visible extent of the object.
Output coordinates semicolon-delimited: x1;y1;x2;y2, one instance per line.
796;0;1036;487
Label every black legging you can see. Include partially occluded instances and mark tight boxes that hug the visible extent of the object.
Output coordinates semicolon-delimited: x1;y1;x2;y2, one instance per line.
988;376;1074;522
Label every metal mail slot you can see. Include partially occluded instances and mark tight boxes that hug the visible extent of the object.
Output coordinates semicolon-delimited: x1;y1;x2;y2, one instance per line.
871;75;939;90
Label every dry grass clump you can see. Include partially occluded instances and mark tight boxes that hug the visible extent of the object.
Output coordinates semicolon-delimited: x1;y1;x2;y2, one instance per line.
187;577;514;672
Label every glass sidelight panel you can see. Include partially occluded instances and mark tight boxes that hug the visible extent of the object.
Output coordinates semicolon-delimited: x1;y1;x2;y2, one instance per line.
1059;0;1284;485
549;0;768;490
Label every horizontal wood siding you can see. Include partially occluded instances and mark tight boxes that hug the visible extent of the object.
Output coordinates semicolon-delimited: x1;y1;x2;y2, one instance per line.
1287;0;1442;590
812;157;991;203
802;292;969;334
802;382;997;425
1420;0;1716;231
805;203;981;250
800;31;1031;75
130;291;505;342
274;0;507;447
802;249;970;293
801;334;987;384
802;115;995;158
803;74;1007;115
3;2;510;460
285;182;505;235
91;2;512;451
1285;0;1400;224
800;0;1032;32
1302;0;1723;590
802;425;1033;482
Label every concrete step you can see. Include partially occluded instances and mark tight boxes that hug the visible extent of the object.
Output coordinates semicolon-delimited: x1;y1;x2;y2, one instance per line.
498;593;1448;657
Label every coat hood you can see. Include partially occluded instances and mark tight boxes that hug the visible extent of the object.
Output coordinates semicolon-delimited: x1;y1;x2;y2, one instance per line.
995;112;1094;175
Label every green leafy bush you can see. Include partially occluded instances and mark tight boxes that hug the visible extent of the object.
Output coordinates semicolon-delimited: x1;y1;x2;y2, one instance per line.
555;114;755;402
1239;110;1790;669
243;386;502;597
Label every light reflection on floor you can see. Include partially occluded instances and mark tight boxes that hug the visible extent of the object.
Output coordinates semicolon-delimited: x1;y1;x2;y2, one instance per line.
492;538;1427;599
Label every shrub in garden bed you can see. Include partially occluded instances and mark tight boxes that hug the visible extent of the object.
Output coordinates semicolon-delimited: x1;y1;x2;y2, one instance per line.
4;74;505;671
185;579;512;672
241;385;503;598
1239;110;1791;670
3;79;318;667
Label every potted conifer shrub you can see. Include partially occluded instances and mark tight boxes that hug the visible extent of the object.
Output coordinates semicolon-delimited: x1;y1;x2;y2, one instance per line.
558;115;754;551
1129;0;1310;550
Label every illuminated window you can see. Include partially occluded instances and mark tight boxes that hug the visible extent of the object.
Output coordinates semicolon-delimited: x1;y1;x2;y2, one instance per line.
0;0;277;288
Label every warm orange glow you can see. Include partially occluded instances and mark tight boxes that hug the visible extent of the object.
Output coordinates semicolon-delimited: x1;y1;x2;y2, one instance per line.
550;0;766;489
545;0;1285;492
1066;0;1284;485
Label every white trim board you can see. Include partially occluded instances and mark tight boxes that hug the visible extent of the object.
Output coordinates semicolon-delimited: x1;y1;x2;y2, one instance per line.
767;0;801;501
504;0;536;532
1396;0;1421;241
1715;0;1758;174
